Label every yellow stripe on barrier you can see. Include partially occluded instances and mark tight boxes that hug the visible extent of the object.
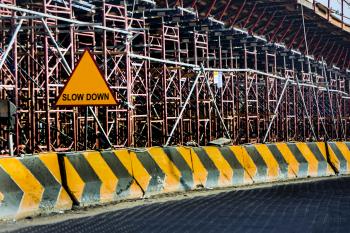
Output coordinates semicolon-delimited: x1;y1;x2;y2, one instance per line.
115;150;133;174
0;159;44;217
55;189;72;210
228;146;254;183
129;150;152;194
203;147;233;187
130;147;196;195
176;147;195;172
39;153;72;209
39;153;62;180
254;144;280;179
315;142;334;175
181;147;201;188
237;146;258;181
64;157;85;203
114;150;143;198
336;142;350;154
295;143;318;176
84;151;117;203
190;148;209;187
335;142;350;168
327;142;350;174
328;143;341;172
275;143;299;177
147;147;182;193
176;147;202;188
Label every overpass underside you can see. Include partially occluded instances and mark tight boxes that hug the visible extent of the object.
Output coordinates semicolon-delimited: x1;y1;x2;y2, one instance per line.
0;0;349;154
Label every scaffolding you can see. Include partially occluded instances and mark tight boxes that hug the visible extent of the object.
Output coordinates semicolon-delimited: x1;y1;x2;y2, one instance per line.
0;0;349;155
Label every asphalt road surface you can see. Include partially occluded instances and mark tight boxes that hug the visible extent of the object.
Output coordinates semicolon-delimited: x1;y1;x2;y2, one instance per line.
6;177;350;233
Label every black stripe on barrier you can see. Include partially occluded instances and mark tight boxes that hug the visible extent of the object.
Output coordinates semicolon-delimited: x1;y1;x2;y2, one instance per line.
20;157;61;209
244;146;268;181
101;151;134;197
163;147;194;191
328;143;347;173
286;144;308;177
192;148;219;188
0;166;23;218
218;147;245;185
65;153;102;204
135;151;165;194
266;144;289;179
306;143;327;176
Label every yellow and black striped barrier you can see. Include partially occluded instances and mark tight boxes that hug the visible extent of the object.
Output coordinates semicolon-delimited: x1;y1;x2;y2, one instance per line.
241;144;293;183
327;142;350;175
0;141;343;219
59;150;143;206
190;146;253;188
245;142;334;180
285;142;334;177
130;147;197;196
0;153;72;220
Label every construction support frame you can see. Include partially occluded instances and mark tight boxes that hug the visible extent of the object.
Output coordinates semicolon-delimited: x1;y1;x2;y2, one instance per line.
0;0;349;155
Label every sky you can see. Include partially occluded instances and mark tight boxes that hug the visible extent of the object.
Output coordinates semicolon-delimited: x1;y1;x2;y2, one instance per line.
315;0;350;24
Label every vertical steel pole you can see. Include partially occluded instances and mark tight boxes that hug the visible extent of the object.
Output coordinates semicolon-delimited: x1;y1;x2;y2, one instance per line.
0;17;25;70
43;5;51;151
165;65;205;147
301;5;328;139
85;107;88;150
342;0;344;29
13;12;20;154
263;77;291;143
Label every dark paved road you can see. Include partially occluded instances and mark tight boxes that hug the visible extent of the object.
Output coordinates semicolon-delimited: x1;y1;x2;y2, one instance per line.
10;177;350;233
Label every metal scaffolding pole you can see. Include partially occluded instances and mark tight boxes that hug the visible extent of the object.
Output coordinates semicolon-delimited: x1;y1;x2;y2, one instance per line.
0;0;348;154
0;14;25;70
165;65;205;147
263;77;291;143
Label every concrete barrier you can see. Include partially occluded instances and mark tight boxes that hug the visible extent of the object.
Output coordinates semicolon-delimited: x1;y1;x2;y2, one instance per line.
265;143;296;179
241;144;291;183
327;142;350;175
60;150;143;206
0;153;72;220
130;147;196;196
218;146;254;185
0;141;343;219
286;142;334;177
190;146;253;189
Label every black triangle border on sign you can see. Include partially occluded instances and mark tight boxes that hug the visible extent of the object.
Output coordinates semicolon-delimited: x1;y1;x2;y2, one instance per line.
55;49;118;107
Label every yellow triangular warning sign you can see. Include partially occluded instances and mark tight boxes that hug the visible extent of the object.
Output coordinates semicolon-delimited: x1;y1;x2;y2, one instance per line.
56;50;117;107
